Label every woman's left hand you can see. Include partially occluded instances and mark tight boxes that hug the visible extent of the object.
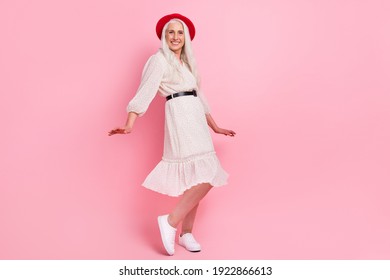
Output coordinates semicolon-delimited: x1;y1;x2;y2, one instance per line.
215;127;236;137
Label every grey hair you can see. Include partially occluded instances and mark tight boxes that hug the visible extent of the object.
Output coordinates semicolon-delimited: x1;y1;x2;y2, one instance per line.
159;19;200;86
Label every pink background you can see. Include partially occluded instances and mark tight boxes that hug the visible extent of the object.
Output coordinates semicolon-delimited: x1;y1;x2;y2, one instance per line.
1;0;389;259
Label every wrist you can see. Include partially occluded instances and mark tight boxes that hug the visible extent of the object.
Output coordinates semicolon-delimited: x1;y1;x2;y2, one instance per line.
123;124;132;131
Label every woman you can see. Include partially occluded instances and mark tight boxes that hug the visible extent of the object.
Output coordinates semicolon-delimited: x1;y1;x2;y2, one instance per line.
109;13;235;256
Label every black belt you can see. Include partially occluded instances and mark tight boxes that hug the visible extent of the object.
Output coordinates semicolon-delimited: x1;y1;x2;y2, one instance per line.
166;90;197;101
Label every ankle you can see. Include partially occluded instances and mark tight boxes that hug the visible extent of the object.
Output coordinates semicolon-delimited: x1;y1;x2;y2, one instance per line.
180;231;192;237
167;214;178;228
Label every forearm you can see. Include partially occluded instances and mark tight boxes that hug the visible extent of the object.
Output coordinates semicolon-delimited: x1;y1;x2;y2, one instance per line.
125;111;139;129
205;113;219;132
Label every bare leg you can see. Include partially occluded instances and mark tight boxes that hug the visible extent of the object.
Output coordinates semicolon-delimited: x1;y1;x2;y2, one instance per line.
168;183;212;228
181;203;199;236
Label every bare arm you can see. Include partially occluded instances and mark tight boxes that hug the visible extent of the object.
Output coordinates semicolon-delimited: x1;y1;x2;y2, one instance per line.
108;112;139;136
205;113;236;137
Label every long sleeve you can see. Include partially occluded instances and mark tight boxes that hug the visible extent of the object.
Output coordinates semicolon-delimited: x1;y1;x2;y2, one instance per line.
126;54;165;116
196;88;211;114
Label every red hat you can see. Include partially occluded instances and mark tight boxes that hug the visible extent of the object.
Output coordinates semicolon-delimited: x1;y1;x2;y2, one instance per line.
156;13;196;41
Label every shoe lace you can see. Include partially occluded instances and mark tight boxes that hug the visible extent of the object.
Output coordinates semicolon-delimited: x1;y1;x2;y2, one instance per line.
167;230;176;246
184;234;199;245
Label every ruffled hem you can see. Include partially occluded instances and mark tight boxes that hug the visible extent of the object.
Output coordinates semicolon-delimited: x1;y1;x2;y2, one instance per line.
142;151;228;197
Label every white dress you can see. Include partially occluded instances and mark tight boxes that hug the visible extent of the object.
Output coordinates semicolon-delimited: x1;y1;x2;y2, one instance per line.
126;50;228;196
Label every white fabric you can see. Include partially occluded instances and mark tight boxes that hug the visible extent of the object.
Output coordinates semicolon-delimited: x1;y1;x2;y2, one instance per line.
127;50;210;115
179;233;202;252
127;50;228;196
158;215;176;255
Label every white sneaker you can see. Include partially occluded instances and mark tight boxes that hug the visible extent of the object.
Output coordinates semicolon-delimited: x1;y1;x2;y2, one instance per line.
158;215;176;256
179;233;201;252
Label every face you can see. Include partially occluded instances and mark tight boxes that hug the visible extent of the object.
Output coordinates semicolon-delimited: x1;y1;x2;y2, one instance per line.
165;21;185;54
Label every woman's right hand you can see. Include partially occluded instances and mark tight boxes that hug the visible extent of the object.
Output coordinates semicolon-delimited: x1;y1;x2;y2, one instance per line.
108;127;132;136
109;112;138;136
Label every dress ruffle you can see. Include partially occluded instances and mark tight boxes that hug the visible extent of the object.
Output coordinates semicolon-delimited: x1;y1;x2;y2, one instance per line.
142;151;228;197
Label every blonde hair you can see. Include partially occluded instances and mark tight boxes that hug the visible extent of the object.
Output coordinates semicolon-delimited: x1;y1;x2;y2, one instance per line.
159;19;200;87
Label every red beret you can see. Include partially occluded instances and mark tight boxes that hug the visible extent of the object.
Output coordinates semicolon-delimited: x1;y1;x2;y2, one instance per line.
156;13;196;41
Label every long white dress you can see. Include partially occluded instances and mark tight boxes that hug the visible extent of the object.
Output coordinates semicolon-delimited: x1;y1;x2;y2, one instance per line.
126;50;228;196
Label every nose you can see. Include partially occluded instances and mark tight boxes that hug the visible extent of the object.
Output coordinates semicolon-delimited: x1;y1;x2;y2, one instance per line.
173;32;178;40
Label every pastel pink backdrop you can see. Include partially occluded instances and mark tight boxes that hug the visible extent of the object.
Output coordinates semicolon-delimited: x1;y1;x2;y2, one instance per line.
1;0;389;259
